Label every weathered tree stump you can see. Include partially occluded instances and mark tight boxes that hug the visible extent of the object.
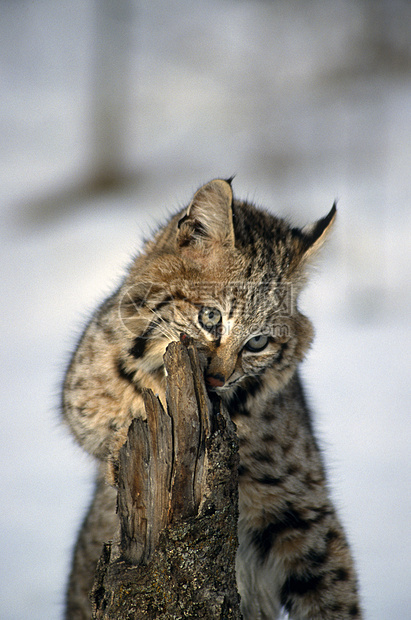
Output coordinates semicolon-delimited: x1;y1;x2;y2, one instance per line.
90;340;241;619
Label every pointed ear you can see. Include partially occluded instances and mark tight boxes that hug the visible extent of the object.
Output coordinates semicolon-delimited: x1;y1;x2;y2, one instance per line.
298;202;337;260
177;179;235;249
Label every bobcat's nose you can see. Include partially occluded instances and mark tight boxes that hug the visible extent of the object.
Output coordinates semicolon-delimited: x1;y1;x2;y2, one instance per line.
205;373;225;388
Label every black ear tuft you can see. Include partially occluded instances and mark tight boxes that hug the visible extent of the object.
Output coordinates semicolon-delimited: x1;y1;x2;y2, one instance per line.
299;202;337;257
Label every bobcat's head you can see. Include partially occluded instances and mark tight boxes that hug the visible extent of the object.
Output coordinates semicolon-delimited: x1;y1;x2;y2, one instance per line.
119;179;336;398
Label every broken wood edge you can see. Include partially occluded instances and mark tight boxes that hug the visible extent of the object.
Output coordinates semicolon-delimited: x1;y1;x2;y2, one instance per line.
164;341;203;522
91;340;242;618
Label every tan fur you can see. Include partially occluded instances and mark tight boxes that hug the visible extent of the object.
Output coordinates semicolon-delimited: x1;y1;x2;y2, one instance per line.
63;180;360;619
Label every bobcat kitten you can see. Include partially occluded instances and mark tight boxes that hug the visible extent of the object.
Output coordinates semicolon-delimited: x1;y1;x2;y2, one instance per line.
63;179;361;619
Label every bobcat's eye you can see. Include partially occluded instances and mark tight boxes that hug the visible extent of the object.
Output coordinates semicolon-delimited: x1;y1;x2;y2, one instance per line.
198;306;222;331
245;335;269;352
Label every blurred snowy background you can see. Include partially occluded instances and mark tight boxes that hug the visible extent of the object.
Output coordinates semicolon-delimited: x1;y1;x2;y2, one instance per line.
1;0;410;618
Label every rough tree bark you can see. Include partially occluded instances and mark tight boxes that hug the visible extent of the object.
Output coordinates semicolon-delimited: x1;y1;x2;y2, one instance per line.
90;340;242;619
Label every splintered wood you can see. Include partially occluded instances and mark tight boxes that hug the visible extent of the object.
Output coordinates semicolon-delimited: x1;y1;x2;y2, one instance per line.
91;341;241;619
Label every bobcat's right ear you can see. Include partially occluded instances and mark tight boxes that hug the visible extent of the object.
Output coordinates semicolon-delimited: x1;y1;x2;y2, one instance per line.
299;202;337;260
176;179;235;250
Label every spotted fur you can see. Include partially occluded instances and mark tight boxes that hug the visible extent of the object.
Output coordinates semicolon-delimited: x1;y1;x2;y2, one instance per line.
63;179;361;619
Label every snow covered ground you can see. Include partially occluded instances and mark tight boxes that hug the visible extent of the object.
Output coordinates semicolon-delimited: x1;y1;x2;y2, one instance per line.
1;1;410;618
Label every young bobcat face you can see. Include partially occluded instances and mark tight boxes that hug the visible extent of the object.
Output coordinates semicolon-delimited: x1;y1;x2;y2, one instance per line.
119;274;314;399
117;181;330;402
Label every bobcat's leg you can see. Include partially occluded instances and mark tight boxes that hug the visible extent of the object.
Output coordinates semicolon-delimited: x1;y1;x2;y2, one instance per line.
65;473;118;620
237;492;361;620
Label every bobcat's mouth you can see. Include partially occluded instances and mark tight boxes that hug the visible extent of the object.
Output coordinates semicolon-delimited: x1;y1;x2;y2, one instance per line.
205;373;225;388
205;375;243;395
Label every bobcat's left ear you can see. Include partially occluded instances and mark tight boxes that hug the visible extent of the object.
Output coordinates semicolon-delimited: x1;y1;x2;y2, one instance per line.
177;179;235;250
298;202;337;260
